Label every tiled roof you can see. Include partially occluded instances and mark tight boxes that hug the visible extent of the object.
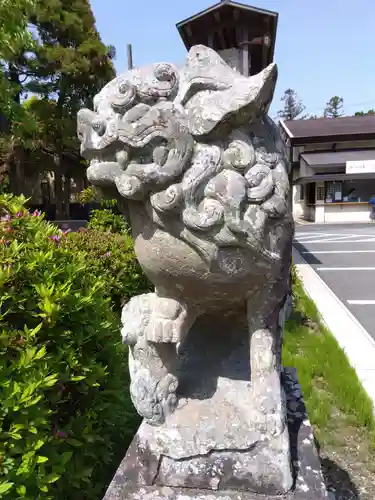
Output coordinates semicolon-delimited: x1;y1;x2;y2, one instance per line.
281;116;375;139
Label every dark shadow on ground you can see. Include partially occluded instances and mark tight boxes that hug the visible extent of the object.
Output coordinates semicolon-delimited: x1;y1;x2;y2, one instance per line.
293;242;323;265
321;458;361;499
315;435;361;499
285;367;361;499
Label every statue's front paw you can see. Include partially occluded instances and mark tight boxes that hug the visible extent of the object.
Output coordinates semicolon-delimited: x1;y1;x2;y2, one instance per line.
121;293;157;345
146;296;194;343
130;369;179;426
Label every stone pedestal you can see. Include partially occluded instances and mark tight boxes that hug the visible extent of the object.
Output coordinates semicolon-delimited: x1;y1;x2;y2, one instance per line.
103;412;327;500
102;319;327;500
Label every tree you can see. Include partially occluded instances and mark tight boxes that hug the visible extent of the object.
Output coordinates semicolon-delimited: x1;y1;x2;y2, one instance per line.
277;88;308;121
1;0;115;217
0;0;35;120
0;0;37;194
25;0;116;218
354;109;375;116
323;96;344;118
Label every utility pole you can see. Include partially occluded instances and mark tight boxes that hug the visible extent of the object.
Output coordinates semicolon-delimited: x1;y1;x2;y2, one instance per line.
127;44;133;70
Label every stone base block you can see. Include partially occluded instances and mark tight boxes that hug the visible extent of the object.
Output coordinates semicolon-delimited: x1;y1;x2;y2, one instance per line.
155;427;292;493
103;368;327;500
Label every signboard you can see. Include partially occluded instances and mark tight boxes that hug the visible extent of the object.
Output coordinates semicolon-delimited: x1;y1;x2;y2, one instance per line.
346;159;375;174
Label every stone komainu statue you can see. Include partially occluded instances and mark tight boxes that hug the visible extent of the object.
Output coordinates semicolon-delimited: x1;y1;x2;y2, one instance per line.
77;46;293;493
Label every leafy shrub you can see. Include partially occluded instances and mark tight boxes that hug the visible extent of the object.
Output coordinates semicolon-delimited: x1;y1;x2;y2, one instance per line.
0;194;140;500
63;229;152;314
87;208;128;235
76;186;128;234
75;186;99;205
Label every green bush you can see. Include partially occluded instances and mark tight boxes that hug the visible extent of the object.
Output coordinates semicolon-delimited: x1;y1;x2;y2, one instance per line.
76;186;129;234
63;229;152;314
0;194;140;500
87;208;128;235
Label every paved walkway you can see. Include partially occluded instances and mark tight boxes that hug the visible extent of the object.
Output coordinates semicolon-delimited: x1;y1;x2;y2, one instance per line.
293;246;375;411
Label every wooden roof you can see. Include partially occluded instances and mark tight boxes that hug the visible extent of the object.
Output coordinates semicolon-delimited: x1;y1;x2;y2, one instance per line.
281;116;375;144
176;0;278;66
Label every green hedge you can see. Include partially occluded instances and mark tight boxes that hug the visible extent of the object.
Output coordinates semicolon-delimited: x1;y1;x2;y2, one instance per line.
0;195;141;499
63;228;152;314
87;208;129;235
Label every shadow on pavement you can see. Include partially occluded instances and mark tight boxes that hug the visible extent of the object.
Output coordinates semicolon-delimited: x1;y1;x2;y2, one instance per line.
293;242;323;265
314;438;361;500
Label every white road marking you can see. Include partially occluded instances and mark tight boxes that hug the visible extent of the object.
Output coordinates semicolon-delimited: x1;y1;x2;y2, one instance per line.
295;232;369;237
299;238;375;244
300;234;371;242
347;300;375;305
295;233;337;240
295;232;323;236
317;267;375;271
294;233;373;242
301;250;375;254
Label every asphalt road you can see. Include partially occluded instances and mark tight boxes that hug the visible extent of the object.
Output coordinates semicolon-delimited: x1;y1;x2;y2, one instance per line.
294;223;375;340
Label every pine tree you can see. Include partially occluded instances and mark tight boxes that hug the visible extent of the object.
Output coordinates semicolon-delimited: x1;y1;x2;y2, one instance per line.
26;0;115;218
0;0;34;120
323;96;344;118
277;88;308;121
1;0;115;218
0;0;37;193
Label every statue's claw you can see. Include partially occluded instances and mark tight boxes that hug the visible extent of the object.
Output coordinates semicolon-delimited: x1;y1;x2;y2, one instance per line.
145;296;194;344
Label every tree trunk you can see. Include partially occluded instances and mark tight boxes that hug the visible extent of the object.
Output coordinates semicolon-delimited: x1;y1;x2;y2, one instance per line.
14;146;25;196
54;79;68;220
63;175;71;219
7;145;25;195
5;149;16;193
53;153;65;219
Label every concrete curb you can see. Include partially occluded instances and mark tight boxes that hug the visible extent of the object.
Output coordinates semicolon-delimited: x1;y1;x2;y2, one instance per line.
293;247;375;411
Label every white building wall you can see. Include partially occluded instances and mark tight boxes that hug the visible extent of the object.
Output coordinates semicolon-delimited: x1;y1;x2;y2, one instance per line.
324;204;371;223
292;185;303;219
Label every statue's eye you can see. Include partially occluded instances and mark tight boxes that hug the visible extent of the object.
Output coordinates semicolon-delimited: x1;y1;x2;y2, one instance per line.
92;121;106;136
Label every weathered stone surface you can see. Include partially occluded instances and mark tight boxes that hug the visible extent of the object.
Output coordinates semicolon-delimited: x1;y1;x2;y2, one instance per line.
77;45;298;495
103;370;327;500
132;316;293;495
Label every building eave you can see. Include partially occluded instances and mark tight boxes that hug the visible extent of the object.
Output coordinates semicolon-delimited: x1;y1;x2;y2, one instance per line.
290;133;375;146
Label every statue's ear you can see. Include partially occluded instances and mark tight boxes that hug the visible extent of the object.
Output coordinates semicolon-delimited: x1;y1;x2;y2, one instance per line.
175;45;277;137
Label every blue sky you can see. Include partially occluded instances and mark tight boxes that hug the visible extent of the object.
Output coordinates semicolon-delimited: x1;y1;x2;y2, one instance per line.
90;0;375;119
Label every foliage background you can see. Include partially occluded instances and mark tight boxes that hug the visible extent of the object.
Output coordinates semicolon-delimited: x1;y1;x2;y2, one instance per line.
0;195;142;499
